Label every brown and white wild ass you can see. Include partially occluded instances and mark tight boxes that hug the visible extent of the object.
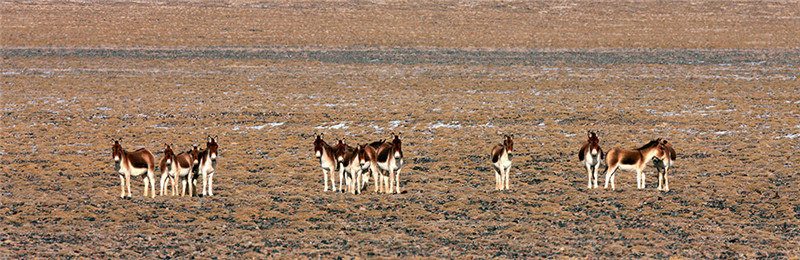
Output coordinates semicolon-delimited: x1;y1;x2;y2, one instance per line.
112;139;156;198
159;144;179;196
360;140;384;193
578;131;603;189
313;134;339;192
336;141;364;194
172;146;197;196
375;133;404;194
334;139;353;193
603;139;666;190
653;139;676;192
490;134;514;191
195;136;219;196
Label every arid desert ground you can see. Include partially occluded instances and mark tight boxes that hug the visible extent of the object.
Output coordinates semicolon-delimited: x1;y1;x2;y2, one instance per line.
2;1;799;258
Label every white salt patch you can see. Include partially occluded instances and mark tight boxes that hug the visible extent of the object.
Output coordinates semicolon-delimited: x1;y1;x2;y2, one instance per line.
714;131;732;135
149;125;171;129
786;133;800;139
430;122;462;129
315;122;349;129
389;120;403;128
248;122;285;130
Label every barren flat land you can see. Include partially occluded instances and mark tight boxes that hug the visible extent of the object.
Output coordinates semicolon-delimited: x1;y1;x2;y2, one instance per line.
2;1;799;258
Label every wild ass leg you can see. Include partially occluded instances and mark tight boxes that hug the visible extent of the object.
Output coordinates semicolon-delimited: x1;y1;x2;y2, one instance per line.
323;169;330;192
160;172;168;196
637;169;646;189
188;174;195;197
494;167;501;190
635;170;641;189
201;169;208;196
593;164;600;189
664;167;670;192
180;178;186;196
143;176;150;197
373;165;380;193
657;168;664;191
125;171;132;198
119;175;126;198
388;168;395;194
149;169;156;198
329;169;337;192
504;167;510;190
172;175;178;196
337;165;343;192
604;165;617;190
382;171;390;194
208;171;215;196
586;165;593;189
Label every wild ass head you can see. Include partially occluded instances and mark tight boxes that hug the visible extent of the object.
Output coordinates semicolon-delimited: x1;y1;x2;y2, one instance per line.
112;138;123;162
207;135;218;160
587;131;600;155
313;133;325;158
503;134;514;152
335;139;347;162
191;144;201;165
163;143;174;165
391;132;403;158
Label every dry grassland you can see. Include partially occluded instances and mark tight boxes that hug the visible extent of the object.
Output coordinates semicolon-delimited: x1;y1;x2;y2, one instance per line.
1;1;799;258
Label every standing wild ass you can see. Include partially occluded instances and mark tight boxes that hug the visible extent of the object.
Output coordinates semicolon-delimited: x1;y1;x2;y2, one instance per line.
653;139;676;192
159;144;179;196
604;139;666;190
375;133;404;194
173;146;198;196
313;134;339;192
112;139;156;198
336;141;364;194
491;134;514;191
578;131;603;189
360;140;384;193
195;136;219;196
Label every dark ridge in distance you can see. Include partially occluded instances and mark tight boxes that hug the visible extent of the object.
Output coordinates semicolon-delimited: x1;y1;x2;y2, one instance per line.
3;47;800;66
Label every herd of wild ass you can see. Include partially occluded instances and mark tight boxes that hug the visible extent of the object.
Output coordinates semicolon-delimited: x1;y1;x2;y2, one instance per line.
110;131;676;198
111;136;218;198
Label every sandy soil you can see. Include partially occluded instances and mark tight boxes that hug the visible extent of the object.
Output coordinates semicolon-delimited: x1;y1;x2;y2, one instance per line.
1;1;799;258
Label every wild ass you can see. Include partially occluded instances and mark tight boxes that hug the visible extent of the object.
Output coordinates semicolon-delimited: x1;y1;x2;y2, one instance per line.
195;136;219;196
336;141;364;194
578;131;603;189
173;146;198;196
159;144;179;196
334;139;353;193
653;139;676;192
360;140;384;193
313;134;339;192
375;133;404;194
490;134;514;191
603;139;666;190
111;139;156;198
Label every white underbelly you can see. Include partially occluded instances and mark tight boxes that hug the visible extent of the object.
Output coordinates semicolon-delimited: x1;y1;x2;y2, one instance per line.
584;154;596;166
123;166;148;177
176;166;192;177
617;164;638;172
